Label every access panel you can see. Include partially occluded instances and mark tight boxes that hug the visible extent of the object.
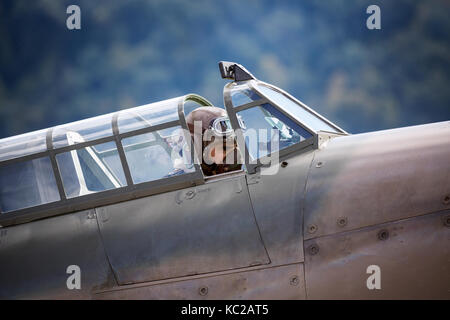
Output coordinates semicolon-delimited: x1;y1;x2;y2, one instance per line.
97;174;270;285
95;263;306;299
0;209;115;299
304;210;450;299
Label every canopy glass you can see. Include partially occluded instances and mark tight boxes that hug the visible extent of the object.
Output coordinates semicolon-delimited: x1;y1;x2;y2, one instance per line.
0;95;210;219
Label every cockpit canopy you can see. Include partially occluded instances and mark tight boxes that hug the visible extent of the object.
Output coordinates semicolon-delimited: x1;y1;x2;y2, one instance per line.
0;62;346;225
0;95;210;218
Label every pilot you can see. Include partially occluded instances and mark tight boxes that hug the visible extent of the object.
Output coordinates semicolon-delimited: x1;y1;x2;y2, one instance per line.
185;106;242;176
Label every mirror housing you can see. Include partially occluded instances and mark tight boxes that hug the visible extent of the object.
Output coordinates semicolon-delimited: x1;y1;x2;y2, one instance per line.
218;61;256;82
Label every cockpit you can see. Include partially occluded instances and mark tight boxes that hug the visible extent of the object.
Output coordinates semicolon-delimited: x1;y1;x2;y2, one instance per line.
0;62;346;226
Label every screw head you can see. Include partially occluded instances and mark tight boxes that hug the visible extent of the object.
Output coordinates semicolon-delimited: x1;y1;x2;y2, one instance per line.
281;161;288;168
378;229;389;241
443;195;450;205
315;161;323;168
290;275;299;286
337;217;348;227
308;224;317;234
307;244;319;255
443;215;450;227
198;286;208;296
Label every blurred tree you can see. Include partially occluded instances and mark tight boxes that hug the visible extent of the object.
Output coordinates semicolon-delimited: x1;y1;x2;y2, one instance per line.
0;0;448;137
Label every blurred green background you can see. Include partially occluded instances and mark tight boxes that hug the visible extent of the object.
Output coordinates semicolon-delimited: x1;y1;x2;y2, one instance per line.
0;0;449;138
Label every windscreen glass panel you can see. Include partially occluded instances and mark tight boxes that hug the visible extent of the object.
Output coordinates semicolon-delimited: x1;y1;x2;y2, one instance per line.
0;157;60;212
255;84;338;133
0;129;48;162
53;113;113;148
237;103;312;160
118;98;180;134
230;82;262;107
56;141;125;198
122;126;194;184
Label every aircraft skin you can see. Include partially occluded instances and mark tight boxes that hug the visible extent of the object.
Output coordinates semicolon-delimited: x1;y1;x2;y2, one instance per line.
0;62;448;299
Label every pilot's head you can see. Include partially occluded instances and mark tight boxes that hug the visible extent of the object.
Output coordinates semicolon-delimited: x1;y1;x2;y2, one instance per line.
186;106;242;176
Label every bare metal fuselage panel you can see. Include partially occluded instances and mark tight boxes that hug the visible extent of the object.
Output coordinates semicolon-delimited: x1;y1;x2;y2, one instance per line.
0;121;449;299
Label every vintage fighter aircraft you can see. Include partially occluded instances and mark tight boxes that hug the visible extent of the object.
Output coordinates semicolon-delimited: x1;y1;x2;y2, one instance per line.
0;62;448;299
